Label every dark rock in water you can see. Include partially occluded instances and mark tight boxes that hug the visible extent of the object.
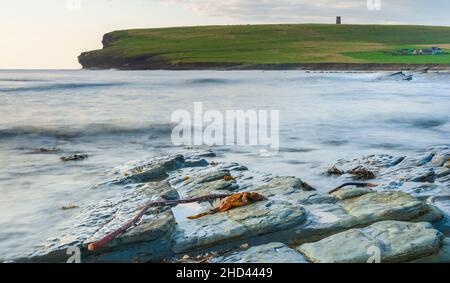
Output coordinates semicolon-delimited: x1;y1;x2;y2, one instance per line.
34;147;62;154
300;181;316;191
60;154;88;162
389;156;405;167
416;153;436;166
389;71;404;77
419;67;430;74
388;71;413;81
408;168;436;183
61;205;79;210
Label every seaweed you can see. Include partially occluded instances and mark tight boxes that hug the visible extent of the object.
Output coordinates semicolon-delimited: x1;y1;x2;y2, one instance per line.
347;166;376;180
325;165;345;176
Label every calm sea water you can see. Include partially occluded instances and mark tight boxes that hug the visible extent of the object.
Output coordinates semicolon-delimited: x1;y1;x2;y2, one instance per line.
1;69;449;259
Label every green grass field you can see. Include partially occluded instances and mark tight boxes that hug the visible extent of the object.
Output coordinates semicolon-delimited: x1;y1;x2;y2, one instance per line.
82;24;450;65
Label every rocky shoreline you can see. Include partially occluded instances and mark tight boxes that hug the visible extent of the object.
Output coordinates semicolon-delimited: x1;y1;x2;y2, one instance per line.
78;52;450;72
8;146;450;263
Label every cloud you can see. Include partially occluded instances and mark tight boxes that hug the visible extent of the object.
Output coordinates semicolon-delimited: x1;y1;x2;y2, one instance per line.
158;0;450;25
163;0;362;20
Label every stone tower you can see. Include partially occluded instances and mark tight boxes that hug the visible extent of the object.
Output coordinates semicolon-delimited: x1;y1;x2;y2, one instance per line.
336;16;342;24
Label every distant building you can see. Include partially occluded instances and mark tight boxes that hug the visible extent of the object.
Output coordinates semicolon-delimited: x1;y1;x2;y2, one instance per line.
396;47;443;56
336;16;341;25
432;47;442;55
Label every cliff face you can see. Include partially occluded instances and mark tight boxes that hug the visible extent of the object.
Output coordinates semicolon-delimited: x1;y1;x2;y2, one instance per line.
78;32;170;70
78;52;170;70
78;50;450;71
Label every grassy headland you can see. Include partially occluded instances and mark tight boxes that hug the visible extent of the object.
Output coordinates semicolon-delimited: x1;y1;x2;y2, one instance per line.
79;24;450;70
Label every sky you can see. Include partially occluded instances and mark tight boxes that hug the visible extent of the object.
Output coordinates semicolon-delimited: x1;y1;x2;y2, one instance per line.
1;0;450;69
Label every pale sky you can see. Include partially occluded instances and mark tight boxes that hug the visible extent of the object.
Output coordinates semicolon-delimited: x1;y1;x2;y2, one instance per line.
1;0;450;69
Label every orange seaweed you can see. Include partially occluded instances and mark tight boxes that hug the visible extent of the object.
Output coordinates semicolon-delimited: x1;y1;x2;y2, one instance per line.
187;192;266;220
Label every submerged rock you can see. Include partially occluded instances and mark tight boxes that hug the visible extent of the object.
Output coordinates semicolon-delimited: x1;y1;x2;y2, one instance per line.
34;147;62;154
61;154;88;162
297;221;443;263
386;71;413;81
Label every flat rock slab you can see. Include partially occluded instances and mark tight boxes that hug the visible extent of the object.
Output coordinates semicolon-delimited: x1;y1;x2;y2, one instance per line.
341;191;438;223
215;242;308;263
331;186;373;200
297;221;443;263
176;168;238;198
289;190;442;245
173;200;307;253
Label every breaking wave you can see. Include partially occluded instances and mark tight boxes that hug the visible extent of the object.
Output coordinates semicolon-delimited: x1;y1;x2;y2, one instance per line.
0;82;125;93
0;78;47;82
387;116;448;129
0;123;174;140
186;78;235;85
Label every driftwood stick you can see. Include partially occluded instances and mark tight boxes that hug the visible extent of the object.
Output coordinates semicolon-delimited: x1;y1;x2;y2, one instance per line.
87;194;231;252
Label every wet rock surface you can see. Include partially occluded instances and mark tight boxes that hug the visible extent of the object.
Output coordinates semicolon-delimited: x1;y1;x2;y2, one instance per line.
412;237;450;263
215;242;308;263
329;146;450;193
297;221;443;263
9;146;450;263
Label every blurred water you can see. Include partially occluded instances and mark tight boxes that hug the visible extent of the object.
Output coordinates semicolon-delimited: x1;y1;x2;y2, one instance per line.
0;69;449;259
